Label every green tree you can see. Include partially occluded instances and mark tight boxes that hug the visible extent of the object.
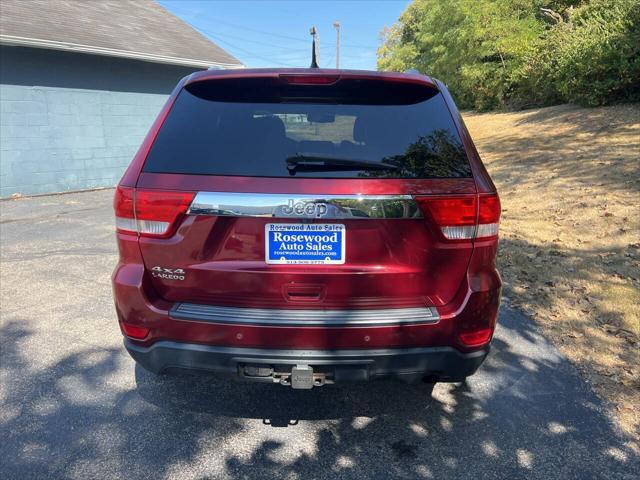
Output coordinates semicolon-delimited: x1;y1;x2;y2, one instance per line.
378;0;640;110
378;0;542;110
515;0;640;106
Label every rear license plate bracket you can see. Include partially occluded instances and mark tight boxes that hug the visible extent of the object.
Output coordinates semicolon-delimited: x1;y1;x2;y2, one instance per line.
265;223;345;265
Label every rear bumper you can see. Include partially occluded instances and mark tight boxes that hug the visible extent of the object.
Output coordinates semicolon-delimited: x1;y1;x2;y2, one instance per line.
113;239;501;358
125;339;490;383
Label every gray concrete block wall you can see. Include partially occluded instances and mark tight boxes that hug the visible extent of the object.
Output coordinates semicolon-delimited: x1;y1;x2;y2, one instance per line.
0;46;200;197
0;85;165;196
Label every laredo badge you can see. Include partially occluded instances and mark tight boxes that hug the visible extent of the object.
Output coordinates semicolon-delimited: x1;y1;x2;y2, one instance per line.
151;266;185;281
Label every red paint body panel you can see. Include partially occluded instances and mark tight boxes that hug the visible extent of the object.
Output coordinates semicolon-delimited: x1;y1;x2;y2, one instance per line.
112;69;501;364
138;214;473;308
112;233;500;352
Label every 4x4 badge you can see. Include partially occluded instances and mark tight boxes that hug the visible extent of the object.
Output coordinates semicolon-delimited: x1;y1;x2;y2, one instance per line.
151;266;185;281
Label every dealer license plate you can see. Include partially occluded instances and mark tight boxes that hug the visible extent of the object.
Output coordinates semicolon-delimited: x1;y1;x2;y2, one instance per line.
265;223;345;265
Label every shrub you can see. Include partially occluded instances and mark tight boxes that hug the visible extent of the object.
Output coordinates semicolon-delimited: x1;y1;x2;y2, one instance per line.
378;0;640;110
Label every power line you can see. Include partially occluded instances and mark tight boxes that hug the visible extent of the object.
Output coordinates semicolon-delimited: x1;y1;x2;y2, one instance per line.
182;17;304;66
204;16;311;44
201;29;312;53
205;33;298;67
200;16;378;49
206;33;318;64
324;53;334;69
182;15;377;68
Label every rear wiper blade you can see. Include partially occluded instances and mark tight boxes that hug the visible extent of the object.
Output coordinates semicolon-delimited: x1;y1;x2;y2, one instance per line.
286;154;399;175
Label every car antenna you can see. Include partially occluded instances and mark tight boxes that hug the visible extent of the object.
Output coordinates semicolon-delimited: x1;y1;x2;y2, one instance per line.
309;26;319;68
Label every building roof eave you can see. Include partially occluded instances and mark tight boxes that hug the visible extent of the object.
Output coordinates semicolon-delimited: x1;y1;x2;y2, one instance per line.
0;34;245;70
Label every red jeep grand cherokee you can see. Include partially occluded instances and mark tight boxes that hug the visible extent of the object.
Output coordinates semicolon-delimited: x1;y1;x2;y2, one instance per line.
112;69;501;389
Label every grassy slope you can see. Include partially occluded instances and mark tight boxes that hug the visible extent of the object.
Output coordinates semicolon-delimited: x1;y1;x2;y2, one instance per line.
464;104;640;439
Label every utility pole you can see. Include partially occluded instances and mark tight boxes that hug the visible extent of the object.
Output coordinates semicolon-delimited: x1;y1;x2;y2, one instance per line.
333;21;341;69
309;26;319;68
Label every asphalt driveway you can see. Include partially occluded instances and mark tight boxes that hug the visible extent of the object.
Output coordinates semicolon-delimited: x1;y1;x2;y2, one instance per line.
0;189;637;479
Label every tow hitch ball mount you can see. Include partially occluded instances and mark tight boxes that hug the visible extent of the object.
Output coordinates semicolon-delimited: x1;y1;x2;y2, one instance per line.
241;364;332;389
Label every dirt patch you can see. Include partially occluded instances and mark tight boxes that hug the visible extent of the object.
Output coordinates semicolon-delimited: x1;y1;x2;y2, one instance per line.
464;103;640;438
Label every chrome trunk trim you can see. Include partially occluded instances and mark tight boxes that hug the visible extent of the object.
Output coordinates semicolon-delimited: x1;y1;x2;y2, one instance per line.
187;192;423;219
171;303;439;327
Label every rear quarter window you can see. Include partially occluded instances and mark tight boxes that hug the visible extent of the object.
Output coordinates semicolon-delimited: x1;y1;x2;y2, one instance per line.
143;78;472;179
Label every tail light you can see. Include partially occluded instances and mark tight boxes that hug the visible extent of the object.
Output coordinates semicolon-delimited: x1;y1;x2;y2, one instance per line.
135;190;195;237
120;322;150;340
416;193;500;241
114;186;194;238
476;193;501;238
114;185;136;233
419;196;477;240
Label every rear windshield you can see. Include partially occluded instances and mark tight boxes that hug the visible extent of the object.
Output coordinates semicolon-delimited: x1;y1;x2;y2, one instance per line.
144;78;472;179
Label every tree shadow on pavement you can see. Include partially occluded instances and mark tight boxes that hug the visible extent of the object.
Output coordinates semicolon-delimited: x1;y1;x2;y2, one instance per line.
2;308;638;480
